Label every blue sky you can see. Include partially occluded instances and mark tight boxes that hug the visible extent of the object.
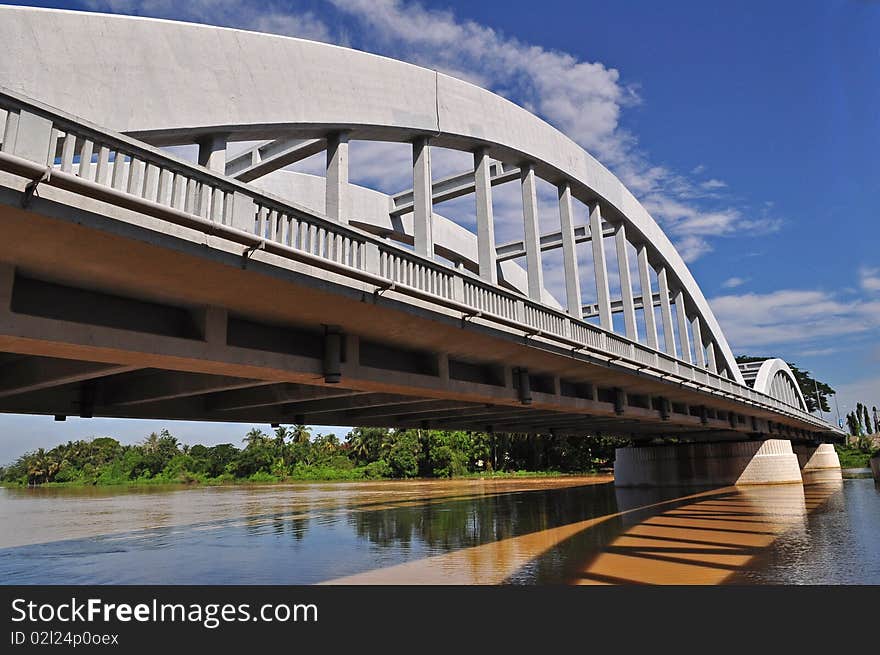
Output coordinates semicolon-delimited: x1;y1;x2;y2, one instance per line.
1;0;878;461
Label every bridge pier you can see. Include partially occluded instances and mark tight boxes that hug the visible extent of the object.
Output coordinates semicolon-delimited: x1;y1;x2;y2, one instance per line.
792;443;842;482
613;439;803;487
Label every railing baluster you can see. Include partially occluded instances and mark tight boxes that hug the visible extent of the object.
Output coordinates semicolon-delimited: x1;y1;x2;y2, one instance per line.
111;151;127;190
60;132;76;173
78;139;94;181
143;163;160;202
95;145;110;185
156;168;172;206
127;156;145;196
184;177;198;214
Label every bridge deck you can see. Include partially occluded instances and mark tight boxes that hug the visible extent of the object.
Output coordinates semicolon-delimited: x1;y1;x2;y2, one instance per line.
0;86;841;442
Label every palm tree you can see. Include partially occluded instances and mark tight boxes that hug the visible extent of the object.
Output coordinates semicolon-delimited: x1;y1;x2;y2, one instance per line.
142;432;160;453
290;424;311;445
26;448;48;485
272;426;290;465
348;434;369;462
243;427;269;448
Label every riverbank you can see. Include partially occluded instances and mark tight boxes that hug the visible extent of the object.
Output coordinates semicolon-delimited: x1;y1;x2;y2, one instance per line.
835;444;878;468
0;469;607;490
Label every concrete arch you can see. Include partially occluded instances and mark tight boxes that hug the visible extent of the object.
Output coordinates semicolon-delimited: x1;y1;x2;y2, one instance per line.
751;359;808;411
0;6;743;383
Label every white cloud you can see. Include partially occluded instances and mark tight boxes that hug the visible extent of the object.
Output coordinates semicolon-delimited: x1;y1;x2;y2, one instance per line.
794;347;839;357
709;288;880;351
700;179;727;190
860;266;880;292
721;276;748;289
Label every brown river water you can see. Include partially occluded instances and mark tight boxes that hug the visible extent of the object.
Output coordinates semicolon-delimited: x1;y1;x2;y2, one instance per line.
1;476;878;584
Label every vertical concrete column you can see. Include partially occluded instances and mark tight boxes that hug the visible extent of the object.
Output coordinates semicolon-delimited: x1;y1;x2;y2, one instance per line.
557;182;582;319
614;223;637;339
636;244;658;349
691;316;706;368
674;290;692;363
474;148;497;284
706;341;718;374
326;131;350;224
520;163;543;301
199;307;228;345
590;203;612;330
657;267;677;356
198;134;227;173
412;137;434;258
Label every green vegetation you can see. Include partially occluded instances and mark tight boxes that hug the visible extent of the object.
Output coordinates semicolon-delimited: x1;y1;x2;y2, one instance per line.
0;426;626;487
835;440;878;469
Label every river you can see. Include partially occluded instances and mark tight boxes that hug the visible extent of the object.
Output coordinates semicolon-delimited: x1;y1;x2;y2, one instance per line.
1;476;878;584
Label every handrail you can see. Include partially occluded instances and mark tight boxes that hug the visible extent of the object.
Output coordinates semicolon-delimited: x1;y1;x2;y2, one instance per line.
0;90;841;433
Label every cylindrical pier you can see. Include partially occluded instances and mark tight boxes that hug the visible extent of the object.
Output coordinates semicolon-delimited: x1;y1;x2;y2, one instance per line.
792;443;842;482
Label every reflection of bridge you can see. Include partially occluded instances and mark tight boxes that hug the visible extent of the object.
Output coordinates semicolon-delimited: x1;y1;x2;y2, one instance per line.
0;8;842;485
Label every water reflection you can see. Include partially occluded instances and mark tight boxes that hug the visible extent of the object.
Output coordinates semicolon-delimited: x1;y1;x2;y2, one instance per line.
1;477;875;585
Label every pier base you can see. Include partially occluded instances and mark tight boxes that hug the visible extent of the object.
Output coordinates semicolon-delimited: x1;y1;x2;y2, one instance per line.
614;439;803;487
792;443;842;482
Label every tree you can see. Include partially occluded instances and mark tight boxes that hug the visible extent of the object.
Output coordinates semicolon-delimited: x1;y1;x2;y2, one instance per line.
856;403;866;434
289;424;312;445
243;428;269;448
874;406;880;435
345;427;390;463
385;430;420;478
846;411;861;437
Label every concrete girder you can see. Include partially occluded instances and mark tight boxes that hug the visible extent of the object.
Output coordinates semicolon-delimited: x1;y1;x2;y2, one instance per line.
495;222;616;263
582;292;672;320
98;370;272;407
0;356;136;399
390;160;519;216
225;138;325;182
275;392;428;418
208;383;368;412
337;399;480;421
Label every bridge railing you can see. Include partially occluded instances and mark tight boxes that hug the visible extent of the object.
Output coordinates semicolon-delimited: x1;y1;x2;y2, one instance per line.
0;89;834;431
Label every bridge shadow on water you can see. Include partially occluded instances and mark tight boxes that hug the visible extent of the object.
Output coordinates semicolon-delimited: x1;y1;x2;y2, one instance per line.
562;482;842;584
322;480;843;584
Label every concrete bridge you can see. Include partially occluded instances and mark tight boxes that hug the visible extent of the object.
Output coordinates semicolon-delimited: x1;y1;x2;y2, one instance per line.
0;7;843;486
